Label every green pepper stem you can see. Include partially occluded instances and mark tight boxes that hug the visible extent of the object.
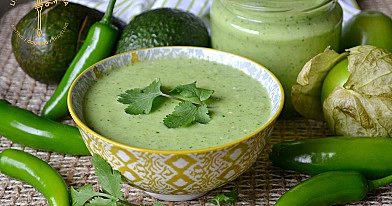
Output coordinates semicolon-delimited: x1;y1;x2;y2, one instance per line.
100;0;117;25
369;174;392;191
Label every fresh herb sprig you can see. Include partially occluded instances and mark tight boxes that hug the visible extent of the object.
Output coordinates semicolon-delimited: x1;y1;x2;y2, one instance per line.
70;154;164;206
117;79;214;128
210;188;239;206
70;155;238;206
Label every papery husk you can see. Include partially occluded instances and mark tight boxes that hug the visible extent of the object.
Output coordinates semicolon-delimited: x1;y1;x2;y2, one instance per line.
345;45;392;96
323;45;392;137
324;88;392;137
291;48;348;121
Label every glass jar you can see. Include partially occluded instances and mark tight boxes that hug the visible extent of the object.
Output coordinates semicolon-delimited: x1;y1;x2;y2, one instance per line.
210;0;343;117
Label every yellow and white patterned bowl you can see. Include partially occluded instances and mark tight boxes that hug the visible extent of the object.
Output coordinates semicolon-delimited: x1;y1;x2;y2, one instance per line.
68;47;284;201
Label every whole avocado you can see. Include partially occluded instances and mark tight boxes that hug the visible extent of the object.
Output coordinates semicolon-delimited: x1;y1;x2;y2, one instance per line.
11;3;125;84
116;8;211;54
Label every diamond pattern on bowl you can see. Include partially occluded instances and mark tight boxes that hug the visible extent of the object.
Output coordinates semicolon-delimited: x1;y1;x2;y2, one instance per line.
70;47;283;198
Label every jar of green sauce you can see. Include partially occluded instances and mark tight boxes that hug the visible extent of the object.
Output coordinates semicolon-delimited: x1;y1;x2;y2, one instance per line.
210;0;343;117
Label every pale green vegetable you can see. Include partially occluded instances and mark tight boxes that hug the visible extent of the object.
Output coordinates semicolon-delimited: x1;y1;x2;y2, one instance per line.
324;46;392;137
292;45;392;137
291;48;348;121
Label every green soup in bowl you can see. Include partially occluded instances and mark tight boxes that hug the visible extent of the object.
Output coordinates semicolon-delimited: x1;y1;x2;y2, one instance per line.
68;46;284;201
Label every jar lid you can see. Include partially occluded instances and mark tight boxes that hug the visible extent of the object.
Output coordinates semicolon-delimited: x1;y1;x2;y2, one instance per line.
224;0;333;12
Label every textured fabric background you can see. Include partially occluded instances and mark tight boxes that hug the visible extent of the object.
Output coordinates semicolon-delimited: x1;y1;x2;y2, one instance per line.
0;0;391;205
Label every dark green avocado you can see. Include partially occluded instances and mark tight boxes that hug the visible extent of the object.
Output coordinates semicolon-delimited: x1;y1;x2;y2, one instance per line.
116;8;210;54
11;3;125;84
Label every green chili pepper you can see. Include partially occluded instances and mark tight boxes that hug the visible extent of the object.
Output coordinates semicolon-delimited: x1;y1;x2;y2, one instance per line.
275;170;392;206
0;148;70;206
0;100;90;155
269;136;392;180
41;0;119;120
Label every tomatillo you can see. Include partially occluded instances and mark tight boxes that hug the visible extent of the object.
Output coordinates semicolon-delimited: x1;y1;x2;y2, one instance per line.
320;58;350;103
340;10;392;52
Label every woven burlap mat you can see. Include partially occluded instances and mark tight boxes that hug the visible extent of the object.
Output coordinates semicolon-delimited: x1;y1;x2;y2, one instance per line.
1;1;392;205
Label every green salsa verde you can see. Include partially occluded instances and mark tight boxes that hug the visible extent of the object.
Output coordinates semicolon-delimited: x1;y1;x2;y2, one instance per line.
210;0;343;117
83;58;272;150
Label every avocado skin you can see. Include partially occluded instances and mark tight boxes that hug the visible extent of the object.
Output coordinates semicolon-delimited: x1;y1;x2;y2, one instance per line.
11;3;125;84
116;8;211;54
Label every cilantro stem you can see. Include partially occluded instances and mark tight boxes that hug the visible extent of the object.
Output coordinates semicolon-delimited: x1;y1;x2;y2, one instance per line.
118;79;214;128
160;93;185;102
98;193;139;206
117;199;139;206
161;93;208;108
93;192;137;205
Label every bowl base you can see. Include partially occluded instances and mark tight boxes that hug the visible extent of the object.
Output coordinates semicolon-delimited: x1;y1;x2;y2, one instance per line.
145;191;208;201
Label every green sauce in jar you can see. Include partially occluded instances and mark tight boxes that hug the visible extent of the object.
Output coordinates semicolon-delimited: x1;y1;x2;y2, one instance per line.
210;0;343;117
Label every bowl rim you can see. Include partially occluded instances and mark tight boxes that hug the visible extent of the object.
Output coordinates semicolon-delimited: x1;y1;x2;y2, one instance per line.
67;46;284;155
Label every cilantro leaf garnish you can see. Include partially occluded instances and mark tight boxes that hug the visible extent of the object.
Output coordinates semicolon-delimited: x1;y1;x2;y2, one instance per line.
117;78;214;128
163;101;210;128
93;154;123;199
87;196;115;205
118;79;163;114
210;188;239;206
71;154;163;206
70;184;102;206
170;81;214;102
70;155;126;206
71;155;238;206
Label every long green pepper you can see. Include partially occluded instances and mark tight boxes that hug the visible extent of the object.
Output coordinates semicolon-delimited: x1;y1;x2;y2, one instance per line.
0;148;70;206
269;136;392;180
0;100;90;155
41;0;119;120
275;170;392;206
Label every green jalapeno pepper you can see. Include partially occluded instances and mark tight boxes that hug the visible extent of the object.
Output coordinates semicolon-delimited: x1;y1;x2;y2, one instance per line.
0;100;89;155
41;0;119;120
340;10;392;52
269;136;392;180
275;170;392;206
0;148;70;206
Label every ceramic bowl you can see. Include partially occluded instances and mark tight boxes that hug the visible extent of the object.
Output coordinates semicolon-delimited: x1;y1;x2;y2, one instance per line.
68;46;284;201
